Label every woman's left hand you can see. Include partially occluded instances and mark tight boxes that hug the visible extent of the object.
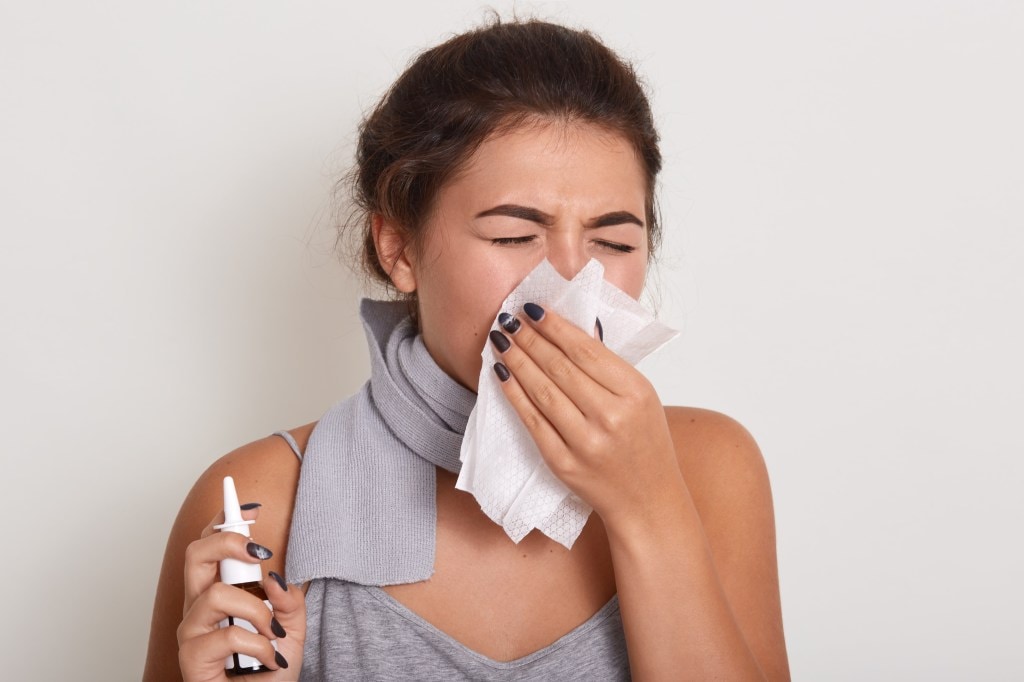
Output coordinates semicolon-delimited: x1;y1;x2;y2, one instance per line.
489;303;685;527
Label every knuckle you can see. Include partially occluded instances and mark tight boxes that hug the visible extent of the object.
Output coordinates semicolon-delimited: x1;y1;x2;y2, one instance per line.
532;382;556;408
549;450;577;479
581;431;607;457
224;624;250;651
598;409;624;432
177;638;200;668
204;581;239;610
506;352;529;373
630;374;656;398
522;409;545;433
208;581;232;601
573;341;600;364
183;539;200;565
547;356;574;379
517;328;540;352
176;620;188;646
546;452;568;476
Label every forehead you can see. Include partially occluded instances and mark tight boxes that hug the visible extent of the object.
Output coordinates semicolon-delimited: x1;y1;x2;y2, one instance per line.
469;119;640;172
439;120;647;207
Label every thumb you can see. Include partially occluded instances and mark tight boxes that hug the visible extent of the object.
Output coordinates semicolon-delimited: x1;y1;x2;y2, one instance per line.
266;571;306;637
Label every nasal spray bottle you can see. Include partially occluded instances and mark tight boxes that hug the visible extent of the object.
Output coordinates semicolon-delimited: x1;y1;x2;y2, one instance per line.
215;476;277;676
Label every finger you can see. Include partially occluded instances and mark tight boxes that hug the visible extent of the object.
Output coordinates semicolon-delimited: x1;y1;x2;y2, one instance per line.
491;319;610;419
265;571;307;637
183;531;274;614
179;582;282;643
518;303;634;395
178;624;287;675
200;504;262;539
263;571;307;677
492;362;572;473
265;571;304;615
491;329;589;436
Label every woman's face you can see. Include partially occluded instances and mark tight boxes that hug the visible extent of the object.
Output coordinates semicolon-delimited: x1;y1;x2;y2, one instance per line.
394;121;650;391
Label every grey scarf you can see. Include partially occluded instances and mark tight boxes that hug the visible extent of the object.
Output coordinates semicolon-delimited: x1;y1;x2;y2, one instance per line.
285;299;477;585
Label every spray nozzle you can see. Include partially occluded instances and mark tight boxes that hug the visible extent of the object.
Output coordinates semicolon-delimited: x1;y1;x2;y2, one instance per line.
213;476;256;537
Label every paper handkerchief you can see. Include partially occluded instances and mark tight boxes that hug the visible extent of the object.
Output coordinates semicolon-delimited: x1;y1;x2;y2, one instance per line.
455;259;679;548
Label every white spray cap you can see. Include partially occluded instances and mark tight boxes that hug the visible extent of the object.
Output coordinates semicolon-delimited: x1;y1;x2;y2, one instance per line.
213;476;263;586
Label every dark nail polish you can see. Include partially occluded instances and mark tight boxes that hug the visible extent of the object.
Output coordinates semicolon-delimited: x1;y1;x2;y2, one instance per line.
275;651;289;669
595;317;604;342
524;302;545;321
239;502;262;510
246;542;273;560
493;363;510;382
270;617;287;639
268;571;288;592
498;312;521;334
489;329;511;353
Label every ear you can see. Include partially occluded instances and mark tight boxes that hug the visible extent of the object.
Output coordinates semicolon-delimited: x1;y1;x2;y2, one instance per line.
371;214;417;293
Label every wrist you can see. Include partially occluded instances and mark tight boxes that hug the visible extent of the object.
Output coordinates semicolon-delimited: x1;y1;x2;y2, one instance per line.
599;469;695;549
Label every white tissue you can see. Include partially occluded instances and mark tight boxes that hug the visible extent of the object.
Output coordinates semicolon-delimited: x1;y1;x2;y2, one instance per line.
455;259;679;548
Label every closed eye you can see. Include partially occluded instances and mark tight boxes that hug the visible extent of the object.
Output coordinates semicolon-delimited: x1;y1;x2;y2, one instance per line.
594;240;637;254
491;236;537;246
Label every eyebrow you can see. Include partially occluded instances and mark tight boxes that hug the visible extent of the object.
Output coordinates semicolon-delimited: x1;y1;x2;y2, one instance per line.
591;210;645;228
474;204;644;228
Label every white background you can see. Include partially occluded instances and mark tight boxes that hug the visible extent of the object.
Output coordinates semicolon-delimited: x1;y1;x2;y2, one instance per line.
2;1;1021;679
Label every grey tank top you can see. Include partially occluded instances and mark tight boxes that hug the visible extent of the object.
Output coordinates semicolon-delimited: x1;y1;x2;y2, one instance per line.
271;430;631;681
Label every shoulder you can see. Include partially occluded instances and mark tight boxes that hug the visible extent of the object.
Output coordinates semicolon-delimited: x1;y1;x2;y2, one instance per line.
662;407;789;678
175;422;316;576
664;406;768;481
144;423;317;679
197;423;314;500
662;406;775;535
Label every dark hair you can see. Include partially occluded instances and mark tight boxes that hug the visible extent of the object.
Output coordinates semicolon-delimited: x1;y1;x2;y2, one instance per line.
343;18;662;294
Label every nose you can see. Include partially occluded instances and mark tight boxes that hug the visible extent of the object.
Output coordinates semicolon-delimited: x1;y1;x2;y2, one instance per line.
546;231;588;281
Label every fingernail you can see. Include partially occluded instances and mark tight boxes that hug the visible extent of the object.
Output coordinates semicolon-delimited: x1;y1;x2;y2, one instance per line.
246;542;273;560
493;363;510;382
595;317;604;342
270;617;287;639
524;302;545;321
489;329;511;353
239;502;262;510
498;312;521;334
268;571;288;592
275;651;289;669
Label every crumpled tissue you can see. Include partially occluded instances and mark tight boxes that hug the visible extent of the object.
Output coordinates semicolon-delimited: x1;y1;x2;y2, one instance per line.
455;259;679;548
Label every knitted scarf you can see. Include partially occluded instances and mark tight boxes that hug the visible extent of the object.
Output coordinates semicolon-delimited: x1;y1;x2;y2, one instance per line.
285;299;477;585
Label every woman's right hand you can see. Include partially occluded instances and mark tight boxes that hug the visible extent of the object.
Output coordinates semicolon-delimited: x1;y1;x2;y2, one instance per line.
176;508;306;682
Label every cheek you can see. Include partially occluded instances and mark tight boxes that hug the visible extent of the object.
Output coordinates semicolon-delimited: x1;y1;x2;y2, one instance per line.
600;256;648;300
449;248;540;304
423;251;526;347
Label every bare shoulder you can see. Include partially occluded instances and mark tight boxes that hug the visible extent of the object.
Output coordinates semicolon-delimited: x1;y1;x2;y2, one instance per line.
178;422;316;574
663;406;790;680
143;423;316;681
661;406;775;562
663;406;772;514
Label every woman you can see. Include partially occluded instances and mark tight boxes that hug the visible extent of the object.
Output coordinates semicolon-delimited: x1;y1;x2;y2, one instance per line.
145;19;789;681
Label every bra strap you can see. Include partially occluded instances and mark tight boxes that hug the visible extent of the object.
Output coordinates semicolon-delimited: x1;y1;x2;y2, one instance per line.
271;430;304;463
